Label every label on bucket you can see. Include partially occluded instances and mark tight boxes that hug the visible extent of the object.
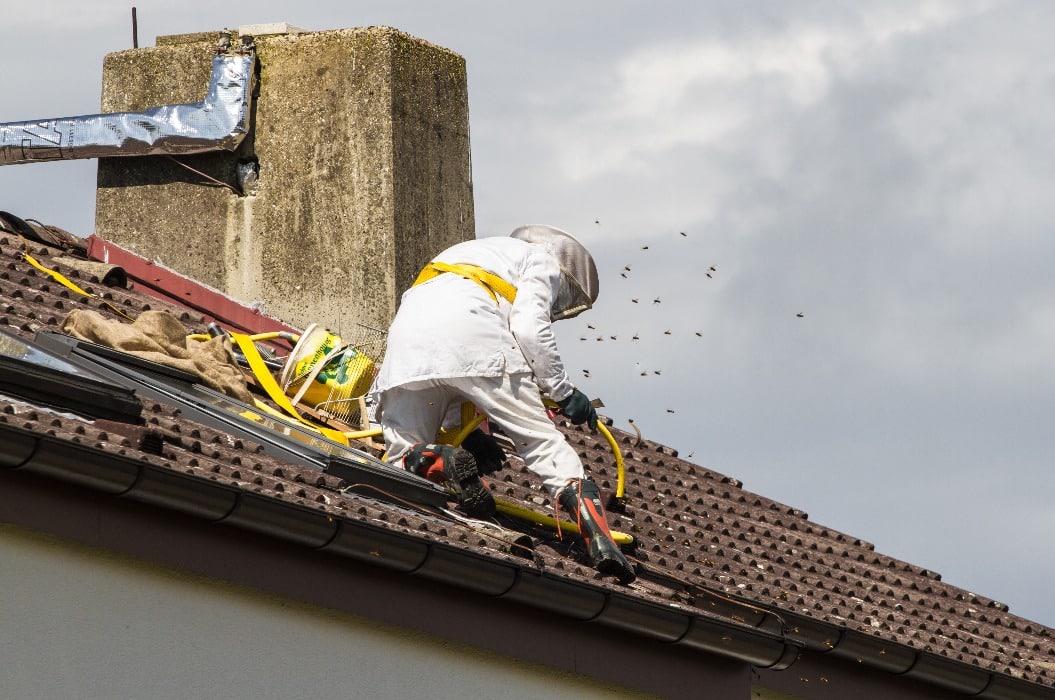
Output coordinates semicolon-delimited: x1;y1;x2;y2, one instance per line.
318;346;366;385
282;324;377;408
293;331;342;382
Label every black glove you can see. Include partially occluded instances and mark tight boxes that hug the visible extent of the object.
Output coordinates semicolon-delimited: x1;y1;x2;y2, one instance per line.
557;389;597;429
460;428;508;476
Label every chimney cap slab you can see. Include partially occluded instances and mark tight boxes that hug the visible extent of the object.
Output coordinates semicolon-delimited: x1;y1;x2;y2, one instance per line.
238;22;309;36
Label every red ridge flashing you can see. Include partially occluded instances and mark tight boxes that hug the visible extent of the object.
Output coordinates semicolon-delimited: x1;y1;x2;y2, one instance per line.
86;234;301;341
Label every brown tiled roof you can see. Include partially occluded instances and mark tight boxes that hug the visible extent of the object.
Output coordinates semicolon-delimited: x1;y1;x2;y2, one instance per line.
2;230;1053;697
568;423;1055;684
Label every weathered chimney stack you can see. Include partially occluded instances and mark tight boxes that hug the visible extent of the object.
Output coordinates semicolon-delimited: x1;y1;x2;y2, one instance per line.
94;25;474;333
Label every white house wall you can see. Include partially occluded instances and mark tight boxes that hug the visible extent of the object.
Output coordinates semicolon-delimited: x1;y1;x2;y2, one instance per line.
0;524;654;700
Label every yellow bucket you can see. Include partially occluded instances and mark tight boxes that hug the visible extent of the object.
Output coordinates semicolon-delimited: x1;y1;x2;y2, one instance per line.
279;323;376;409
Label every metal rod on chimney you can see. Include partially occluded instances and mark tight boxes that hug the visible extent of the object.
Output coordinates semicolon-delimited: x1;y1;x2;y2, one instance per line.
132;7;139;49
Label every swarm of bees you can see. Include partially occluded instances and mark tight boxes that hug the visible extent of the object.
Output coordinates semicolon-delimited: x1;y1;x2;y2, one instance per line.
573;224;807;458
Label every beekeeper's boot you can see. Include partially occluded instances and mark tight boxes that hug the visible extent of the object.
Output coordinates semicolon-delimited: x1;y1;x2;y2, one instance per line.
558;479;636;584
404;443;495;519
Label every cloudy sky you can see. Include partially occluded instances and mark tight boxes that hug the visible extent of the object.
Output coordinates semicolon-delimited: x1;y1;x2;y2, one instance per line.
3;1;1052;627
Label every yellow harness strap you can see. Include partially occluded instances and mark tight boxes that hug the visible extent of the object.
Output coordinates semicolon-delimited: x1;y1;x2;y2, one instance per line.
230;331;350;446
22;252;136;322
412;261;517;304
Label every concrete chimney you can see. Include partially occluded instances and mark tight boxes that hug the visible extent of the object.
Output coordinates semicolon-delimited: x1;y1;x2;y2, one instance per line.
94;26;475;335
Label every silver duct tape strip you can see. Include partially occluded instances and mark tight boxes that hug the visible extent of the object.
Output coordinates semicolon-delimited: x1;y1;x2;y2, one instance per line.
0;51;255;166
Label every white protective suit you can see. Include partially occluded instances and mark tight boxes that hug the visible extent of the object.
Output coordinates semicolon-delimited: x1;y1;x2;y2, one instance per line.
373;230;595;495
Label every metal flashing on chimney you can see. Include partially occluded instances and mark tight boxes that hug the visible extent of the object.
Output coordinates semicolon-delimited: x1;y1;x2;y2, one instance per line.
0;38;255;166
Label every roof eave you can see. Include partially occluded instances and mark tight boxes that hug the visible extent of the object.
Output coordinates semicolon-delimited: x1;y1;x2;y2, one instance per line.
0;420;795;670
3;421;1051;698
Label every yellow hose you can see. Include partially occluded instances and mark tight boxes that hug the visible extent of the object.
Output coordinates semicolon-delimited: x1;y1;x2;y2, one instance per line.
329;407;486;444
595;422;626;500
454;401;630;542
443;406;487;446
541;399;626;500
340;402;631;542
187;331;300;343
343;427;383;441
495;498;633;545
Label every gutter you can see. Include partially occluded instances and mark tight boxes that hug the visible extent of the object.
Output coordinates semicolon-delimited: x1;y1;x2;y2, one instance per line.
0;37;254;166
0;421;797;672
2;422;1051;697
755;590;1046;699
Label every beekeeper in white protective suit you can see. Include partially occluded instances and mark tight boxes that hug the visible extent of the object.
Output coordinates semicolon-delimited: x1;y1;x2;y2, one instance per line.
373;225;635;584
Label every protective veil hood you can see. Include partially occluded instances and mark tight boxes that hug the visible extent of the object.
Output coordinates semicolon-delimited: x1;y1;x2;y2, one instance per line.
510;225;598;320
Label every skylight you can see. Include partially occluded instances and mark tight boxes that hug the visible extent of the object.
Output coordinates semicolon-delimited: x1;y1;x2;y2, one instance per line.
31;330;446;507
0;327;141;422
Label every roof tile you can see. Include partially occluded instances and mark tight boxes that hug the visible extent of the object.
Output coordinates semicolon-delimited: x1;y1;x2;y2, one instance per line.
1;229;1053;690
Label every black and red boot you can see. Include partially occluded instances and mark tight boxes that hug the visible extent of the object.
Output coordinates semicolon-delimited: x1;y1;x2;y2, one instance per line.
404;443;495;519
558;478;636;584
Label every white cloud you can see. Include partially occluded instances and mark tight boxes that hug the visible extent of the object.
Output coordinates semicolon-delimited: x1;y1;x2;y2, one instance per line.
548;2;996;185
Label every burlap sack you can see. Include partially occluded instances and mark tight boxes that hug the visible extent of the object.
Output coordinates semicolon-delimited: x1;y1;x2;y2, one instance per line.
62;309;253;404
